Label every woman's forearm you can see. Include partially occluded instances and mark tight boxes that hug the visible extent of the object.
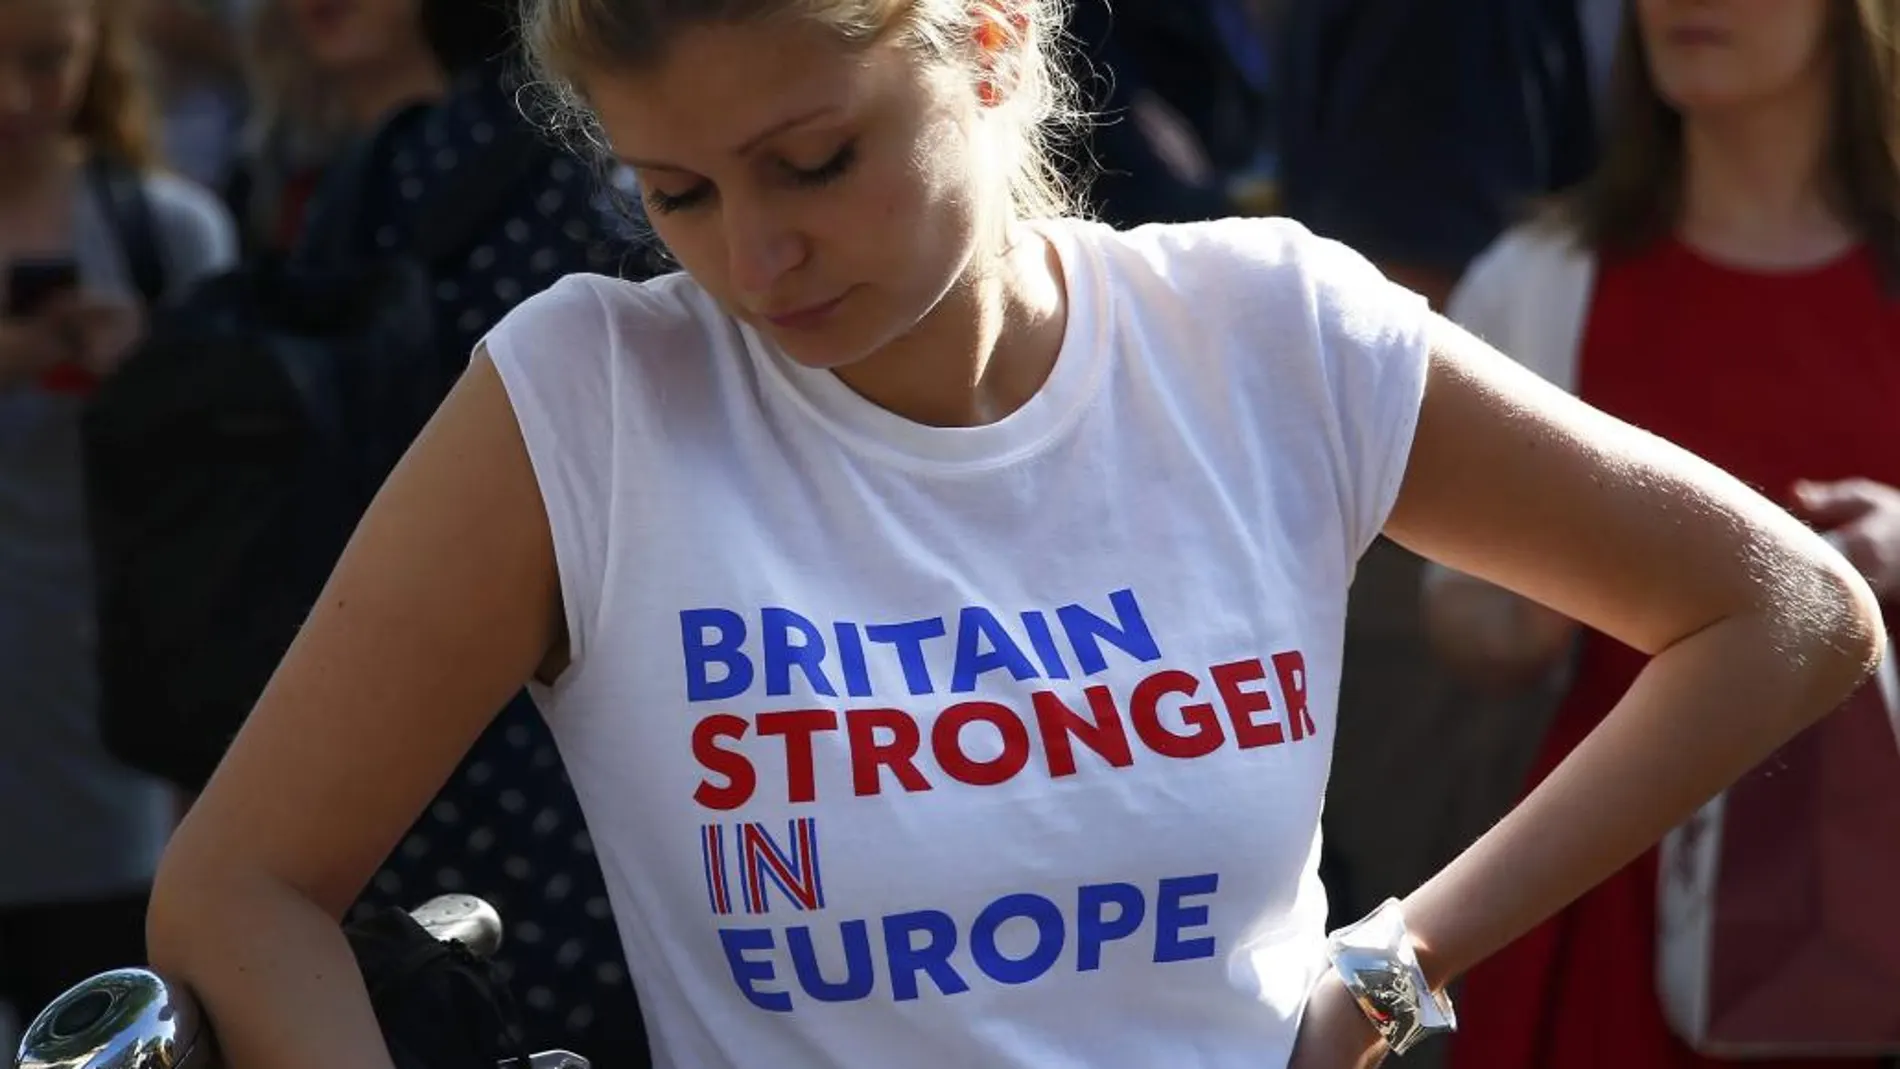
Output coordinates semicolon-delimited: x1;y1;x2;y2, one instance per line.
146;867;397;1069
1399;592;1881;991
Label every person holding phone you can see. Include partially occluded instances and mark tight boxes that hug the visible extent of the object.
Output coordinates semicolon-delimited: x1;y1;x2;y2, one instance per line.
0;256;142;392
0;0;235;1028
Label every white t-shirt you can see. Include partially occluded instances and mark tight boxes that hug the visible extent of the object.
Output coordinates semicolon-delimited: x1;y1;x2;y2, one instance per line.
485;215;1431;1068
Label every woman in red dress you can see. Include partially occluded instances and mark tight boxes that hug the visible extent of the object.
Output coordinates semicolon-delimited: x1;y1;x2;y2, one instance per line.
1431;1;1900;1066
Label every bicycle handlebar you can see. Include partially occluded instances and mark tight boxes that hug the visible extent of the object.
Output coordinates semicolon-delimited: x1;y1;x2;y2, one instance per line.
11;895;583;1069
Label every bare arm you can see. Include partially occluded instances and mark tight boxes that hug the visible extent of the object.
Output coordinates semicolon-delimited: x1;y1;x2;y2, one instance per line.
145;351;562;1069
1384;319;1883;989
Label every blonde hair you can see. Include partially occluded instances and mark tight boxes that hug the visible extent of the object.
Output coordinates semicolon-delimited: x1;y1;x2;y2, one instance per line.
520;0;1087;221
74;0;161;167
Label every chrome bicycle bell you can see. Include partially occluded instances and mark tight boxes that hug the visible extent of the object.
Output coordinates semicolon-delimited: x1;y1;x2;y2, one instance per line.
15;969;210;1069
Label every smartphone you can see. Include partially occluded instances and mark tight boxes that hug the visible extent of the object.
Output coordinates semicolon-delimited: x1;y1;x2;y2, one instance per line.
8;257;80;317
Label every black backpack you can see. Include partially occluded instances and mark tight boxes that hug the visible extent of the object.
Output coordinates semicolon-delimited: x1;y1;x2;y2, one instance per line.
82;106;554;792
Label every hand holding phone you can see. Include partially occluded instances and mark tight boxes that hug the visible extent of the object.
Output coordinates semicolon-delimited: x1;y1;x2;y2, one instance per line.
53;293;144;382
0;316;75;390
0;259;143;393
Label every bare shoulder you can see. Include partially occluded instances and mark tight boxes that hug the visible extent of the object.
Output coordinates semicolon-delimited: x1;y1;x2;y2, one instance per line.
157;351;564;916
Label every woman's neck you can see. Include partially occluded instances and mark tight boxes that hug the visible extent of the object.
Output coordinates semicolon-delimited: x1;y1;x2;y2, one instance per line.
0;138;79;200
834;224;1068;429
1678;71;1854;269
338;53;445;130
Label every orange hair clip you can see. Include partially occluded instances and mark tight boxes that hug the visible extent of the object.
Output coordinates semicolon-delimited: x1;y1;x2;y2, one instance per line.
974;16;1009;54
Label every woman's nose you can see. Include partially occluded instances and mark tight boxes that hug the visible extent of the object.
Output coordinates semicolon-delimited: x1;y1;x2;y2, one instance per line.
722;195;808;300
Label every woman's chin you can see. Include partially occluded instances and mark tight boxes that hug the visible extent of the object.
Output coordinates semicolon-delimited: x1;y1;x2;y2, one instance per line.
770;333;875;371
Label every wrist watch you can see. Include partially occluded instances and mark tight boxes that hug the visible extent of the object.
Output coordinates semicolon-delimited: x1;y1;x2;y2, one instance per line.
1324;898;1457;1056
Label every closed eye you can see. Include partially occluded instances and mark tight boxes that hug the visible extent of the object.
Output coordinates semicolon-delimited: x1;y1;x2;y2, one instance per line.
639;139;859;215
785;140;857;188
644;183;710;215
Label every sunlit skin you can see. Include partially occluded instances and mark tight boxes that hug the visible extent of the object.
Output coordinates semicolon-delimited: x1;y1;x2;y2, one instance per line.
584;17;1068;429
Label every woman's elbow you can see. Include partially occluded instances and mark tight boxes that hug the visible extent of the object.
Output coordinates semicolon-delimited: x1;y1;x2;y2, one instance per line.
145;825;292;974
145;833;228;970
1780;550;1887;713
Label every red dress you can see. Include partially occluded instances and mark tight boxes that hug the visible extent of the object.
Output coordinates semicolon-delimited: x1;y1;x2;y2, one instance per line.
1447;238;1900;1069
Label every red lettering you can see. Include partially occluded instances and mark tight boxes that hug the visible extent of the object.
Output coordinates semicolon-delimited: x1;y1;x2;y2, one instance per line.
692;713;756;810
846;708;932;797
1032;686;1134;776
932;701;1033;786
1128;670;1225;759
1272;651;1317;741
756;709;839;803
697;657;1316;810
1211;658;1283;748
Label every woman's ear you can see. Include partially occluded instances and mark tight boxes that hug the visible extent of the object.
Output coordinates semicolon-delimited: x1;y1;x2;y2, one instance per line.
969;0;1031;107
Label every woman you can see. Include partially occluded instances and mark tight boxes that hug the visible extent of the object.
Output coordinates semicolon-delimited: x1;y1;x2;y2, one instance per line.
145;2;1882;1068
224;0;444;254
0;0;235;1025
1429;2;1900;1067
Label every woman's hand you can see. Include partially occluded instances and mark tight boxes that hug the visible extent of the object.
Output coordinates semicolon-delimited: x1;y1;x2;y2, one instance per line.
1288;971;1387;1069
1792;479;1900;601
48;293;145;379
0;314;76;389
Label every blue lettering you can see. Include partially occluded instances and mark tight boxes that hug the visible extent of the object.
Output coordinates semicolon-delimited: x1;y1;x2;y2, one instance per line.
1076;882;1146;971
1153;874;1220;963
881;909;969;1001
833;621;873;697
717;872;1223;1011
1057;589;1162;675
762;607;837;697
951;607;1041;693
970;893;1065;985
1020;610;1071;679
864;619;948;696
717;927;791;1011
786;920;875;1002
682;609;753;702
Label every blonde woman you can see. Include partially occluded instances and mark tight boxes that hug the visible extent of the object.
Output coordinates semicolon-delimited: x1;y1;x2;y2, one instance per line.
149;2;1881;1067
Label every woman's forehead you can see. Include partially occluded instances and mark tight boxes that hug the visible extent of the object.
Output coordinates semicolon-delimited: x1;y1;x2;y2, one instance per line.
586;21;915;163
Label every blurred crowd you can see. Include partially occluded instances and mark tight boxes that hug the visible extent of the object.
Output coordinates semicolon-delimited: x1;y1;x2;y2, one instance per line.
2;1;1895;1068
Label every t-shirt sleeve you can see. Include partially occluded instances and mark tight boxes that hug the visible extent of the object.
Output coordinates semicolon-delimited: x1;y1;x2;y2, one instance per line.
1281;221;1436;560
480;274;621;674
1133;217;1433;566
142;171;239;292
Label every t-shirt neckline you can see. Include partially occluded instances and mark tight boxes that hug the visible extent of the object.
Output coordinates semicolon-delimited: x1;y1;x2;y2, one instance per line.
744;218;1110;473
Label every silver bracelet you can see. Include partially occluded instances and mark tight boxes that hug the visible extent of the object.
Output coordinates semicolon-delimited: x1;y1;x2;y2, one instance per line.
1324;898;1457;1056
